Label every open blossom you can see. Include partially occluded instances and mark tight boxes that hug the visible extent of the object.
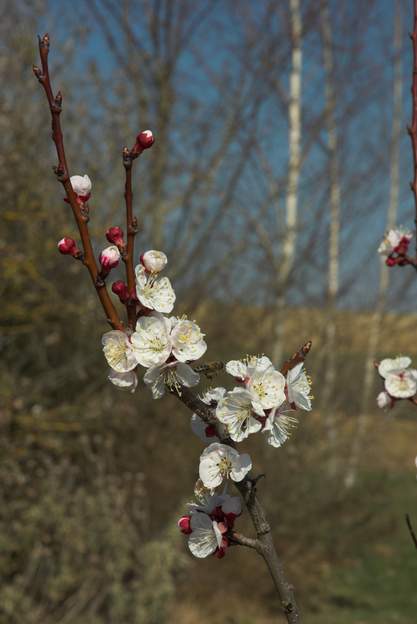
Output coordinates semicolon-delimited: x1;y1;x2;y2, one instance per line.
135;264;175;313
216;388;263;442
102;330;138;373
286;363;312;411
131;313;172;368
141;250;167;274
99;245;121;269
226;355;273;381
199;443;252;489
378;227;412;256
70;174;92;198
226;355;285;410
378;356;417;399
143;361;199;399
191;387;227;443
179;492;242;559
263;402;298;448
108;369;138;393
170;318;207;362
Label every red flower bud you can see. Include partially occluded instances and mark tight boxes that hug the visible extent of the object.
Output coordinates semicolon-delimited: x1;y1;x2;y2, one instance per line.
99;245;120;270
386;257;396;267
178;515;192;535
112;280;130;303
57;237;77;255
106;226;125;247
136;129;155;149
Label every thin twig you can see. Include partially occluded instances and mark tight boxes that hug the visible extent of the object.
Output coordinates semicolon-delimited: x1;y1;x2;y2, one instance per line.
33;34;123;330
123;148;139;328
406;513;417;549
409;1;417;258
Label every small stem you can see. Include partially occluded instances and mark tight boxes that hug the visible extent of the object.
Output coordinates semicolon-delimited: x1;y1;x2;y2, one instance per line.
406;513;417;549
123;150;139;329
34;34;122;330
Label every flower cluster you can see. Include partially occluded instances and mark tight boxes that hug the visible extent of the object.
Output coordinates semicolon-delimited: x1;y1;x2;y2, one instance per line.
101;249;206;395
191;356;312;449
178;491;242;559
178;357;312;559
378;227;413;266
376;357;417;409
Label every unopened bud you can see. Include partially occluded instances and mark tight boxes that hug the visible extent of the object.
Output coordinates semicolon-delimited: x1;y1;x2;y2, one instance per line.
377;391;392;409
178;515;192;535
112;280;129;303
141;250;167;273
99;245;121;270
58;237;77;255
70;174;92;200
386;257;396;267
106;226;125;247
136;130;154;149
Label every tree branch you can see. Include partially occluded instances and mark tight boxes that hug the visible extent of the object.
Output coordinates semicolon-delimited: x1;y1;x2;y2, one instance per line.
409;1;417;258
406;513;417;549
33;33;123;330
122;148;139;329
172;381;302;623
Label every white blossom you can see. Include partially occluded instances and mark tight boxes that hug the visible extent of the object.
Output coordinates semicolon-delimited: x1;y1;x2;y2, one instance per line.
247;366;286;410
378;357;412;378
378;356;417;399
108;369;138;393
385;370;417;399
102;330;138;373
199;443;252;489
188;491;242;517
131;313;172;368
170;318;207;362
378;227;412;256
286;362;312;411
141;250;167;274
70;174;92;197
135;264;175;313
226;355;273;381
263;403;298;448
143;361;199;399
216;388;263;442
188;512;225;558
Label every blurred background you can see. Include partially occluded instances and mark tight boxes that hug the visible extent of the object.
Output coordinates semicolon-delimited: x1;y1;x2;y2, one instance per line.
2;0;417;622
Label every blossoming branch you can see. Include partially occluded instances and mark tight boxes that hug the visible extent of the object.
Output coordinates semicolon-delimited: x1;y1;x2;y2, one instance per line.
33;33;312;624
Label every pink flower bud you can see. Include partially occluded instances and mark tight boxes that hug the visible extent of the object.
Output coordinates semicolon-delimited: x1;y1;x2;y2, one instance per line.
99;245;121;269
106;226;125;247
112;280;129;303
57;237;77;255
178;515;192;535
70;174;92;200
141;250;167;273
136;130;155;149
386;257;396;267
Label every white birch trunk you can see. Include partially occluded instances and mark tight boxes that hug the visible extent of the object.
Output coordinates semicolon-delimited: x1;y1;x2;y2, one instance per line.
345;1;402;487
272;0;302;365
319;0;341;458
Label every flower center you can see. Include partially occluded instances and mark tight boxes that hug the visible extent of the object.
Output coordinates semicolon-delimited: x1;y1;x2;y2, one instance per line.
252;381;267;400
107;343;125;367
149;336;166;352
217;457;232;477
